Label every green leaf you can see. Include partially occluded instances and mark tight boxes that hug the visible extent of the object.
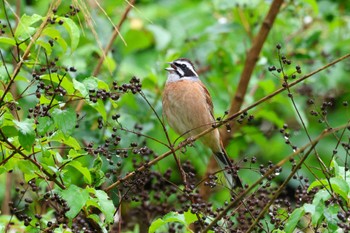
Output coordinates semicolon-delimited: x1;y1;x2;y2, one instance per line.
89;156;106;186
91;99;107;121
42;27;68;52
59;17;80;51
94;190;115;224
15;14;42;40
304;0;319;14
92;156;103;170
18;160;38;182
36;40;52;55
330;159;339;177
40;73;75;95
331;160;350;182
39;94;58;106
50;131;81;150
304;203;324;226
308;177;349;201
308;178;328;191
75;77;107;120
323;204;340;231
184;211;197;225
0;63;11;83
1;126;18;138
302;190;330;227
52;108;77;136
87;214;108;233
73;77;110;113
86;188;115;224
146;25;171;50
122;29;153;54
0;37;27;51
284;207;304;233
0;166;7;175
67;160;92;184
0;37;16;46
72;78;88;97
61;184;89;219
68;149;86;159
329;177;349;201
37;116;54;136
149;218;166;233
13;119;35;151
0;111;14;126
149;212;193;233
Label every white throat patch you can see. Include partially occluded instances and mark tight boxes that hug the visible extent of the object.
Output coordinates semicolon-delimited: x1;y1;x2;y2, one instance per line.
166;72;199;83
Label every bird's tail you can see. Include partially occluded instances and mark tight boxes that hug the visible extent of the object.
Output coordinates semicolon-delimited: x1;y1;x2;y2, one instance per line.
213;147;242;189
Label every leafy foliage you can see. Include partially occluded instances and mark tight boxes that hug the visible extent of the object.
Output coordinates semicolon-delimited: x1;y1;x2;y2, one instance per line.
0;0;350;232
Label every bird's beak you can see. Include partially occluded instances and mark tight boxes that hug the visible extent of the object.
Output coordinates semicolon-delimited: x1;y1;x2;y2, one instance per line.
165;62;175;72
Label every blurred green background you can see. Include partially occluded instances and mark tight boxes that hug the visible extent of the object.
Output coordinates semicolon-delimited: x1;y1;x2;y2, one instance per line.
0;0;350;231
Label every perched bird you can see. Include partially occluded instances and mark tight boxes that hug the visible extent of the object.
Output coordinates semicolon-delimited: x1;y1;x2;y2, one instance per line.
162;58;242;189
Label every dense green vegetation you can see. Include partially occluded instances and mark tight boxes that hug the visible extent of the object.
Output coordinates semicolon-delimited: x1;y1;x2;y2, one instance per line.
0;0;349;232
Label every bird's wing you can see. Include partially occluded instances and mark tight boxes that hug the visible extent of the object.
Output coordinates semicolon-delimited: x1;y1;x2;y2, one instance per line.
198;81;215;120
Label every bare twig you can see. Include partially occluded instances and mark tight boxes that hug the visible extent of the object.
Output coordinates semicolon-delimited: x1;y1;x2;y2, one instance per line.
202;123;350;233
246;142;318;232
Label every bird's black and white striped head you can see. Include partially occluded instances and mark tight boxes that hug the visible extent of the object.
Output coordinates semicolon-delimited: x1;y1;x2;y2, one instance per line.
165;58;199;82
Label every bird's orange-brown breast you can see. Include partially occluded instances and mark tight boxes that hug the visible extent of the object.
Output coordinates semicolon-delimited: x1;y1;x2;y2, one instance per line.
162;80;221;152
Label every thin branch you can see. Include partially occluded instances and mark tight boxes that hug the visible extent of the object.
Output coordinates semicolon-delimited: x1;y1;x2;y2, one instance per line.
0;2;55;106
0;130;66;189
75;0;135;113
246;141;318;232
221;0;284;145
92;0;134;74
202;123;350;232
138;91;205;227
104;53;350;192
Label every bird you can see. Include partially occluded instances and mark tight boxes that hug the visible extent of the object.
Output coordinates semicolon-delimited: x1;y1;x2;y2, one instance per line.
162;58;242;189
